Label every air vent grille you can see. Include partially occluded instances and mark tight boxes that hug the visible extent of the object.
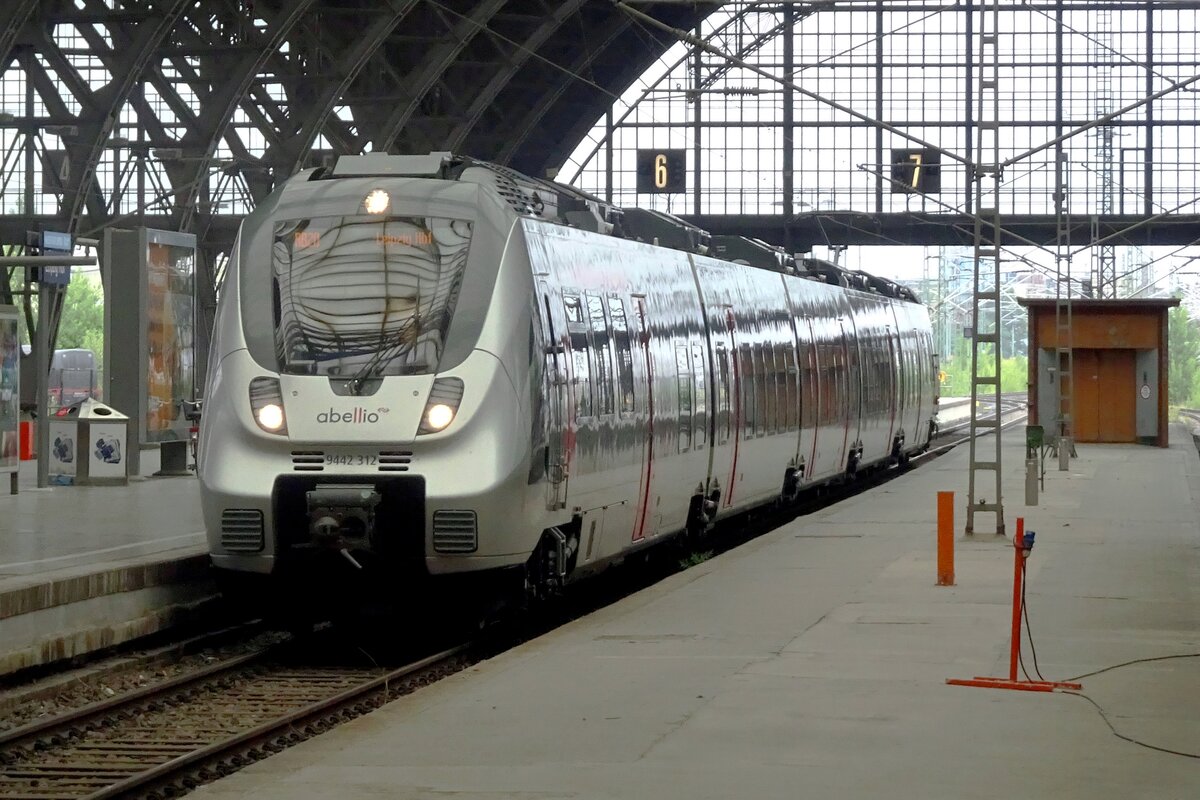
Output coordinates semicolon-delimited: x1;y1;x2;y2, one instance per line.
379;450;413;472
220;509;264;553
292;451;325;471
432;510;477;553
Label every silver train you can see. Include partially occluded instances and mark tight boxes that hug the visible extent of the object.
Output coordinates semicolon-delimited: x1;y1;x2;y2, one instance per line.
199;152;938;597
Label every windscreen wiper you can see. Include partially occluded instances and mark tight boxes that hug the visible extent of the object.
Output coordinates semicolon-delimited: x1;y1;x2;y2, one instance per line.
346;319;419;395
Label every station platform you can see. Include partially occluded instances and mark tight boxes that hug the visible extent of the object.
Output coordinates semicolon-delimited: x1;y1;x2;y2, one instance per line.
194;425;1199;799
0;458;211;676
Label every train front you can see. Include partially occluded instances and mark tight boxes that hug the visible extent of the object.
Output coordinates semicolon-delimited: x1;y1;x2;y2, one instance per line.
200;164;537;581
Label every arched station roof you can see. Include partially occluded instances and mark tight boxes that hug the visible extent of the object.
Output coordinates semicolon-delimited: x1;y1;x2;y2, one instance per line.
0;0;718;258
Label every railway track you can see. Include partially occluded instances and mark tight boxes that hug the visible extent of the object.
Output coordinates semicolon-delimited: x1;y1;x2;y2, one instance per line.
934;392;1028;439
0;640;471;800
0;399;1031;800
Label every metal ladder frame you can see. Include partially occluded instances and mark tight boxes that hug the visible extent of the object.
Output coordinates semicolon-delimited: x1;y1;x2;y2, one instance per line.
965;0;1005;537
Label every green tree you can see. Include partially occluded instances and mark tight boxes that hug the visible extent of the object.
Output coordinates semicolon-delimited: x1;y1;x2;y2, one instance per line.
57;277;105;357
4;271;104;352
1167;304;1200;407
938;339;1027;396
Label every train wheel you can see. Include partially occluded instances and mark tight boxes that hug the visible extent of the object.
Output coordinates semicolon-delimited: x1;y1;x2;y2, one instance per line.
684;493;716;541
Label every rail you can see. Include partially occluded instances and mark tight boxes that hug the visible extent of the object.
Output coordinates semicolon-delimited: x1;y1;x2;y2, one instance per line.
0;394;1030;798
0;641;470;800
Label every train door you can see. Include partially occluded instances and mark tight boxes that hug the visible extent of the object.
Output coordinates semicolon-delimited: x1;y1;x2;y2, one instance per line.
631;295;655;541
886;324;901;452
708;307;740;508
796;316;819;481
837;319;856;472
539;282;569;510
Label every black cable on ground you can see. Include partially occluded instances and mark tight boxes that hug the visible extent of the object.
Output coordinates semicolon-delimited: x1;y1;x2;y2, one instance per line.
1067;652;1200;683
1062;691;1200;760
1020;562;1200;759
1020;561;1047;682
1017;639;1033;682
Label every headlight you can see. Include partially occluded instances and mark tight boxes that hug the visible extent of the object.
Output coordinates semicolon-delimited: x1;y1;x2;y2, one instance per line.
364;189;390;215
257;403;285;431
418;378;464;435
424;403;455;431
249;377;288;435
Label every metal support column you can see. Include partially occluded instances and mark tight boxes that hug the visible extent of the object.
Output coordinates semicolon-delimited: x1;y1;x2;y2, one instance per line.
782;4;794;220
691;24;702;217
1093;7;1117;299
1053;5;1075;466
966;0;1005;537
1054;146;1075;466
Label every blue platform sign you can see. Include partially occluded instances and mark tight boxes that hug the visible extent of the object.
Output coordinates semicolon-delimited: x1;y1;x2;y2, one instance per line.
41;231;72;254
39;265;72;285
38;230;73;285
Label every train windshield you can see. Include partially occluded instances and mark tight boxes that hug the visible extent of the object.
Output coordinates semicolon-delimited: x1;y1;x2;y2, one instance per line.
271;215;472;378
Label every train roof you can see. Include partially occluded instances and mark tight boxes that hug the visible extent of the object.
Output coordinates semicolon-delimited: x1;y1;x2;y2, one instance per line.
316;153;921;304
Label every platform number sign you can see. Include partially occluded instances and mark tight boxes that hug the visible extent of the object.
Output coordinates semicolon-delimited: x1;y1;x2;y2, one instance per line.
636;149;686;194
890;148;941;194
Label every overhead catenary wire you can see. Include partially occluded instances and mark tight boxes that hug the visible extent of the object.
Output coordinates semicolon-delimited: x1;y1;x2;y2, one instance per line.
613;3;1197;290
613;0;970;164
611;1;1200;284
1026;5;1193;91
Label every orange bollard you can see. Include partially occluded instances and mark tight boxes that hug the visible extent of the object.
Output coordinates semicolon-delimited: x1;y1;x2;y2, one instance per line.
937;491;955;586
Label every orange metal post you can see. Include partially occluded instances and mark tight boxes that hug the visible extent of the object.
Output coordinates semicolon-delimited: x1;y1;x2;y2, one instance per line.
1007;518;1025;681
947;515;1083;693
937;491;954;586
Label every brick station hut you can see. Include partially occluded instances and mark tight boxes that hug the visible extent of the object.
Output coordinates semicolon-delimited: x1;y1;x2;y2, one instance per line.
1018;298;1179;447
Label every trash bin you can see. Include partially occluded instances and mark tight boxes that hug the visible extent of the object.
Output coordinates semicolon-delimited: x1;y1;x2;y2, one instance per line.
46;398;130;486
1025;424;1043;458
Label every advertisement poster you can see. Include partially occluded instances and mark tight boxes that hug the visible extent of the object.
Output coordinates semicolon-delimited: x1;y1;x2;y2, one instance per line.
88;422;126;479
144;239;194;443
0;306;18;473
48;419;76;480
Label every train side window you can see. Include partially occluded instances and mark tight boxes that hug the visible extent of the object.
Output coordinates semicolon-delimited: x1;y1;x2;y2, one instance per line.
827;342;842;424
782;343;798;431
741;344;756;440
762;343;777;436
609;296;635;415
586;292;615;416
716;345;730;445
564;295;584;324
755;344;768;437
819;342;831;425
563;294;592;418
676;345;692;452
692;343;707;448
866;334;877;415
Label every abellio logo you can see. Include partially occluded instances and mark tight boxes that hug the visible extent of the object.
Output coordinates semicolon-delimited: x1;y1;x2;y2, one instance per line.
317;407;387;424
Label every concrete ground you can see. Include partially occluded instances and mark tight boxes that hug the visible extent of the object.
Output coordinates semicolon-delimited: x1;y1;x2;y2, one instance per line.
0;459;209;675
190;426;1200;799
